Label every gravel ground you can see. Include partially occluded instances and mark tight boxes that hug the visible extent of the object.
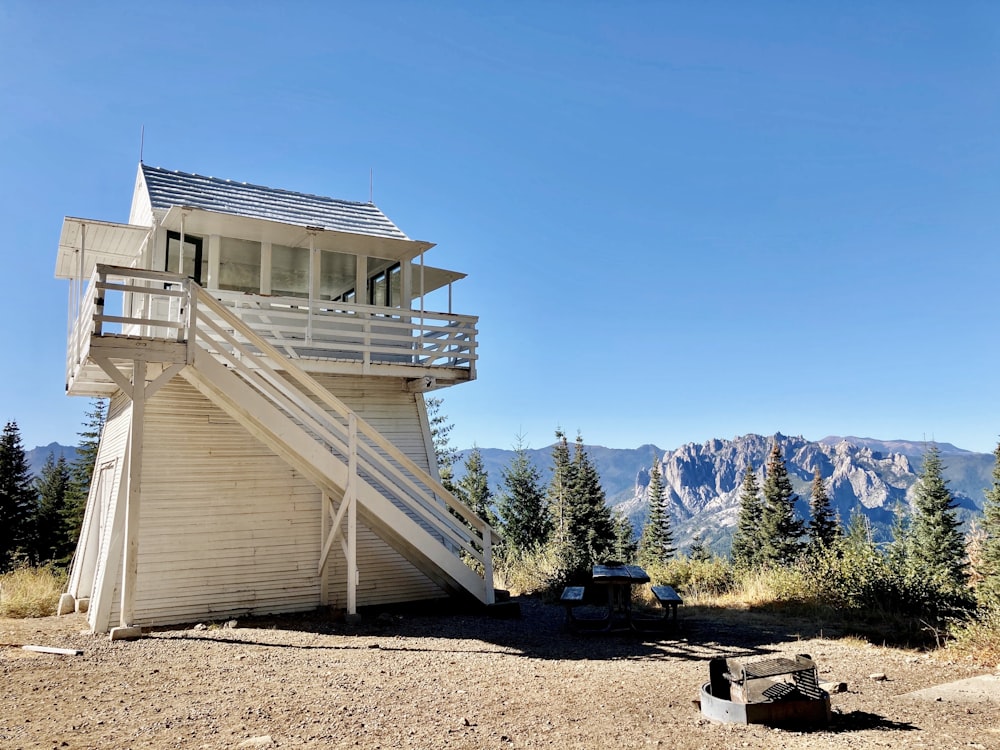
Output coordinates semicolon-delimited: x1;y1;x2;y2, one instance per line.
2;597;998;750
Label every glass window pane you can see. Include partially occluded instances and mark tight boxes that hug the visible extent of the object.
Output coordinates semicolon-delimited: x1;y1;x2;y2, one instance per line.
166;234;203;283
271;244;309;298
319;250;357;301
388;264;401;307
219;237;261;293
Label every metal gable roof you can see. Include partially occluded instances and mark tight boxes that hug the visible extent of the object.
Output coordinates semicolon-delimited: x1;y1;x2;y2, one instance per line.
141;164;410;241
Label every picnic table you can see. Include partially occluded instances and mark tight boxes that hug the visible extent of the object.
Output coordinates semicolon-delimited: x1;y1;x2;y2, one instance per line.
592;564;650;630
561;564;683;633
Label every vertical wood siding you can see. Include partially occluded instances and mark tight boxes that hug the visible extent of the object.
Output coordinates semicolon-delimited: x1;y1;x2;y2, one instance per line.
82;392;132;632
121;375;444;628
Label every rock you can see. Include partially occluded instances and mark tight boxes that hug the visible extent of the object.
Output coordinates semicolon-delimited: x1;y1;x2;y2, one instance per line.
237;736;274;748
820;681;848;694
869;673;887;681
193;623;208;631
223;620;238;629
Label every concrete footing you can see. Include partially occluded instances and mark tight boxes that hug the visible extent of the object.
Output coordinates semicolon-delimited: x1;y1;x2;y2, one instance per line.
109;626;143;641
57;593;76;616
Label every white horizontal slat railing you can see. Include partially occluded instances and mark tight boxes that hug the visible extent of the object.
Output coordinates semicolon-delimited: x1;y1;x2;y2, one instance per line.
215;291;478;376
68;266;497;605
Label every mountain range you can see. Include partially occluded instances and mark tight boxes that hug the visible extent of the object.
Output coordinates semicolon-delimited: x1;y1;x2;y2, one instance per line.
29;436;995;556
456;434;996;555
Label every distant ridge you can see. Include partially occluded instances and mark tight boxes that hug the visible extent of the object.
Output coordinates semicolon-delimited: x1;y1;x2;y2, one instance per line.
819;436;973;456
27;443;79;476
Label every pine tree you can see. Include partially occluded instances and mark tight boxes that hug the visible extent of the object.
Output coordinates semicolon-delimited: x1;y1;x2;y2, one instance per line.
425;396;459;492
910;444;967;595
806;465;839;555
689;534;711;562
0;421;36;571
457;446;496;527
611;509;637;564
32;453;72;565
63;398;106;552
759;440;805;566
561;434;615;576
978;441;1000;610
731;466;764;569
638;456;675;567
496;438;550;552
545;430;573;549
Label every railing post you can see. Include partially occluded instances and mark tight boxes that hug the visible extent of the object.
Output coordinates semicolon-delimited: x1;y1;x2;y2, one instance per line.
482;527;495;605
186;282;198;362
94;267;107;338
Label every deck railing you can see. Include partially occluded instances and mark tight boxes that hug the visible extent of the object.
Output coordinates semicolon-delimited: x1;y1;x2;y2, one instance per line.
216;290;477;374
67;264;496;605
67;266;477;388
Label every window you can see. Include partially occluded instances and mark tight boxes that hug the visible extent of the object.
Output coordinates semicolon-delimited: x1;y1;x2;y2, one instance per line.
218;237;261;293
319;250;357;301
271;244;309;298
368;262;402;308
165;232;205;283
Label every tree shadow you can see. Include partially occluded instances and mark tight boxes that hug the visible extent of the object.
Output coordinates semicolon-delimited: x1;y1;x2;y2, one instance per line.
147;595;834;666
829;710;919;733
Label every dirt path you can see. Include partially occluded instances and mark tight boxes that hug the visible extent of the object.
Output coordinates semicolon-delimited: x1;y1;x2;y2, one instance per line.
2;598;998;749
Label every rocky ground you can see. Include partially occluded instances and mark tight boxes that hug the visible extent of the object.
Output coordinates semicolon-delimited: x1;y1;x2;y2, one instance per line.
2;598;998;749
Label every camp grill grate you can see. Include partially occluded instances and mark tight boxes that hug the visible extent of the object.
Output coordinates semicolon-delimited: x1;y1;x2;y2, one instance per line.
723;654;825;703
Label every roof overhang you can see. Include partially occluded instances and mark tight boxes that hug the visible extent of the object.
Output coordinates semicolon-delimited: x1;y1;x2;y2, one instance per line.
414;265;466;297
159;206;436;262
55;217;152;280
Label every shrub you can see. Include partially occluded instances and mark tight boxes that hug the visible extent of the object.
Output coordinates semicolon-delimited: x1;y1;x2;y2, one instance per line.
948;606;1000;668
645;555;733;601
493;545;562;597
0;565;66;618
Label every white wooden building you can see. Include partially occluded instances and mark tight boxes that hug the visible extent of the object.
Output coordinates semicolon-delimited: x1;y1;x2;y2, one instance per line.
55;164;495;635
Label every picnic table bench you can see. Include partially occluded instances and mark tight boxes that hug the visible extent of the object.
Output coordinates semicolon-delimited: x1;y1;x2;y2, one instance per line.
560;586;586;626
650;584;683;623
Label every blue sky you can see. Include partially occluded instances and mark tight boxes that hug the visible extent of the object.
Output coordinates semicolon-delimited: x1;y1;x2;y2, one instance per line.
2;2;999;455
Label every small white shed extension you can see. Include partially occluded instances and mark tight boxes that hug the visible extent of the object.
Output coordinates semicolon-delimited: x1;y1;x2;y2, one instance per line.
56;165;494;634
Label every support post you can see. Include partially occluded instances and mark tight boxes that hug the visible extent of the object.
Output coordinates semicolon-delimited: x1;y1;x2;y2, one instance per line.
118;359;146;632
346;414;358;617
319;492;330;606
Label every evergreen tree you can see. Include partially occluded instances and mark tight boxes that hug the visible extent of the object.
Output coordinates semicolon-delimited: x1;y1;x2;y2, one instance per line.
0;421;36;571
910;444;967;595
731;466;764;569
496;438;550;552
457;446;496;527
561;434;615;576
978;441;1000;609
689;534;711;562
638;456;675;567
545;430;573;549
425;396;459;492
759;440;805;566
63;398;106;552
806;465;839;555
32;453;72;565
611;509;637;564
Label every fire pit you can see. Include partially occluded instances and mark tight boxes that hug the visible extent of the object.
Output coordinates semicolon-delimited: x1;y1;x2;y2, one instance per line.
700;654;831;727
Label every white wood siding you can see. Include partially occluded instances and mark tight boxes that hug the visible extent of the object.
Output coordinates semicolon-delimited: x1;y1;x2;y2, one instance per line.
119;375;443;628
80;393;132;632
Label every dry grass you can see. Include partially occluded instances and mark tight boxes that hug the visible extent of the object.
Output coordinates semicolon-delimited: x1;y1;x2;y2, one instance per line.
948;607;1000;668
493;546;562;596
0;565;66;618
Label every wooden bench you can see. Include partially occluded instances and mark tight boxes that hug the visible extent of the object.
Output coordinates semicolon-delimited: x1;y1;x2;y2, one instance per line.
650;584;683;623
560;586;586;627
